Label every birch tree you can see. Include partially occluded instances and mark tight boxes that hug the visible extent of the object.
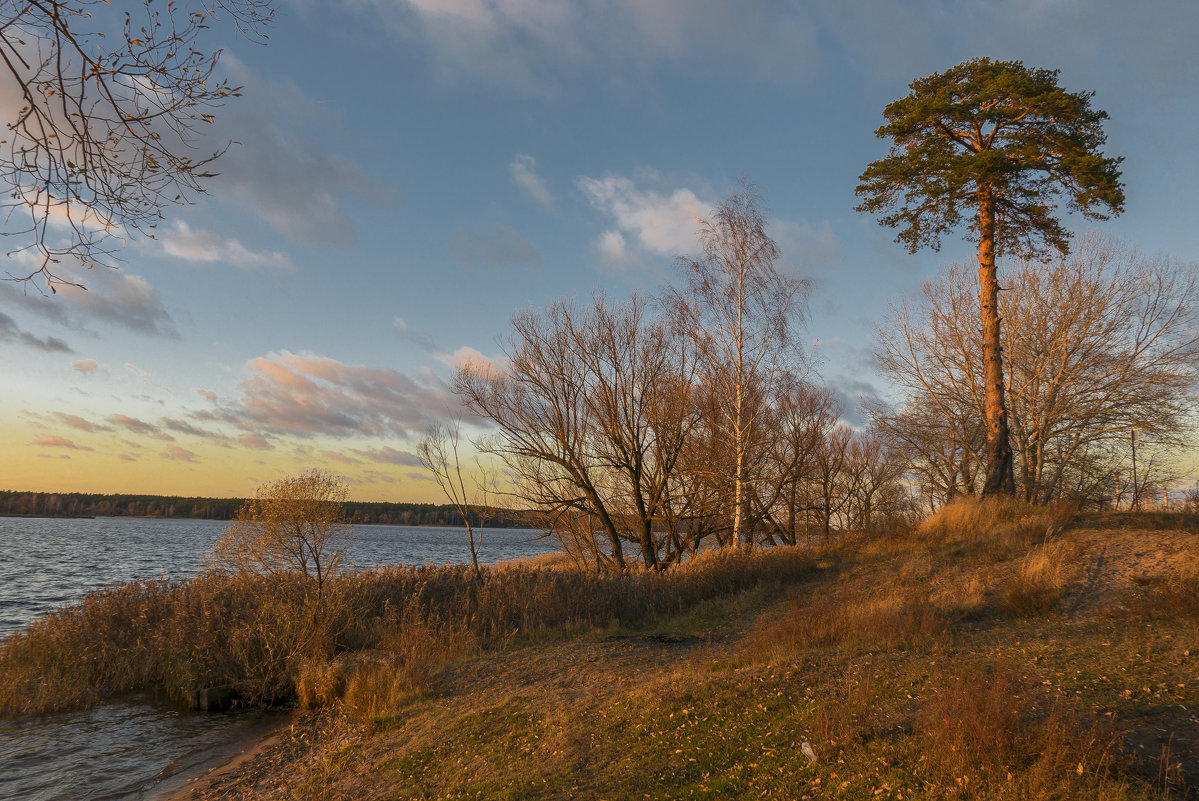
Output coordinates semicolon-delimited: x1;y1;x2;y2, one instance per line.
667;185;807;547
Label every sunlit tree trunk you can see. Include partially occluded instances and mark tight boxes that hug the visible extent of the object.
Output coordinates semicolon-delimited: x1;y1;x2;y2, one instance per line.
978;190;1017;496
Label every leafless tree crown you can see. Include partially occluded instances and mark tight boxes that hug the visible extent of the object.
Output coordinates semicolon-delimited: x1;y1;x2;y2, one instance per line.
0;0;272;290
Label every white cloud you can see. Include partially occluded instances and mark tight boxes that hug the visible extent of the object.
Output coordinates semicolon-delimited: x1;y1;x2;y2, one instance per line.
202;57;396;249
350;0;821;93
577;174;711;261
596;229;628;263
161;221;295;272
435;345;505;378
511;154;553;209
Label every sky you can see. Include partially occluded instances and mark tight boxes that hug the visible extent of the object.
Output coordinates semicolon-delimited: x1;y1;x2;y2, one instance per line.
2;0;1197;502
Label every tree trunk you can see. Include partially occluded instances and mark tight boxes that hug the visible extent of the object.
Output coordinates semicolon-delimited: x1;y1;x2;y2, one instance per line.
977;191;1016;496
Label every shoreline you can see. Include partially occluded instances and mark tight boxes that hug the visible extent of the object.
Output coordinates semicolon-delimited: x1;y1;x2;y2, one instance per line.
151;711;294;801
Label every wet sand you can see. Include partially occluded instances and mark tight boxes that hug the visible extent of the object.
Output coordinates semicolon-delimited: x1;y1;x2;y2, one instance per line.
153;711;293;801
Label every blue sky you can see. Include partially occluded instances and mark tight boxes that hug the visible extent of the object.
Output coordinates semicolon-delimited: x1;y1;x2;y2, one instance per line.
3;0;1197;501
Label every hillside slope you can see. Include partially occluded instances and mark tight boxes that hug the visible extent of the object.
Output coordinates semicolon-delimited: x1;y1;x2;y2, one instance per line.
186;509;1199;801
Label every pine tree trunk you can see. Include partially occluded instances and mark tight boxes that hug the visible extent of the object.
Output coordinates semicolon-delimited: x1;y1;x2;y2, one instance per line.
977;191;1016;496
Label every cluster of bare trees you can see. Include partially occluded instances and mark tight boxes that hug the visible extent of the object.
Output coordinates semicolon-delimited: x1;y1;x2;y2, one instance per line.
449;189;914;571
872;236;1199;510
440;207;1197;571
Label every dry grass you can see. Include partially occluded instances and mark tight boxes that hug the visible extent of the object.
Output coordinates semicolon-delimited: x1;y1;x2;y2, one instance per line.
917;495;1076;560
0;544;815;717
999;538;1079;617
916;664;1130;800
175;510;1198;801
741;585;950;659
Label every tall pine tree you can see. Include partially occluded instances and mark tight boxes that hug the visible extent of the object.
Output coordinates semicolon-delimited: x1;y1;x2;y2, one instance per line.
857;58;1124;496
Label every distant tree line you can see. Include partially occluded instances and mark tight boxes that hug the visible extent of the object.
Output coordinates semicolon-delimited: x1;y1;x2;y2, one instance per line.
0;491;526;528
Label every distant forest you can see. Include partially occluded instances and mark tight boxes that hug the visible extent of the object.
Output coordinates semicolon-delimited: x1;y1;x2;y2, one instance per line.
0;490;529;528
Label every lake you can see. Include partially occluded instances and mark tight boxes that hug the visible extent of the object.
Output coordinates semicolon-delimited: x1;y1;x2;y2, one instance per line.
0;516;555;801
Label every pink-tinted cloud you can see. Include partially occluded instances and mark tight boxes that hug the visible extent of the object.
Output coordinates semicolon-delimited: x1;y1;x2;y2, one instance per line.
160;445;200;463
238;433;273;451
321;450;362;465
0;268;177;338
72;359;98;374
52;412;109;433
107;414;174;441
32;434;93;451
224;350;455;438
161;417;219;438
351;445;424;466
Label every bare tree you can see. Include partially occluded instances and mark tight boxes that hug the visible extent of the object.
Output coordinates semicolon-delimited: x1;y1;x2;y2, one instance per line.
667;184;807;547
208;468;351;632
417;420;495;584
455;294;697;570
1;0;272;290
753;376;839;545
874;237;1199;507
208;465;350;661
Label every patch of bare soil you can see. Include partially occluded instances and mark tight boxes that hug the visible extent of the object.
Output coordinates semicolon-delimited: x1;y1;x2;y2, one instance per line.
1065;527;1198;618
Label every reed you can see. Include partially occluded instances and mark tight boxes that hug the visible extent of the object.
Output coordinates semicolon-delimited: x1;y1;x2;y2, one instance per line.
0;545;815;716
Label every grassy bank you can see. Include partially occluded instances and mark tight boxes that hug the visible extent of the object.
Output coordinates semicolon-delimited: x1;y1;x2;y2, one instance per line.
186;500;1198;800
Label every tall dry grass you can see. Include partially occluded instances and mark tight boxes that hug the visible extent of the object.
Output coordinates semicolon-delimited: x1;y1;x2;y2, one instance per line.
0;545;814;717
999;539;1079;617
916;664;1135;800
916;495;1076;560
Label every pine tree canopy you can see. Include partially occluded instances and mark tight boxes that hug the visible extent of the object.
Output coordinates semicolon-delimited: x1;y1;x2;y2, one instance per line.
856;57;1124;257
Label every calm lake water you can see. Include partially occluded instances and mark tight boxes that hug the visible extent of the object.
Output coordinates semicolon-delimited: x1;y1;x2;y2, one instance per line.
0;516;555;801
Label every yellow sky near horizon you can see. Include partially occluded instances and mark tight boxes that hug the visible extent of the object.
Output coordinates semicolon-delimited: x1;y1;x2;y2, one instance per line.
0;416;448;503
